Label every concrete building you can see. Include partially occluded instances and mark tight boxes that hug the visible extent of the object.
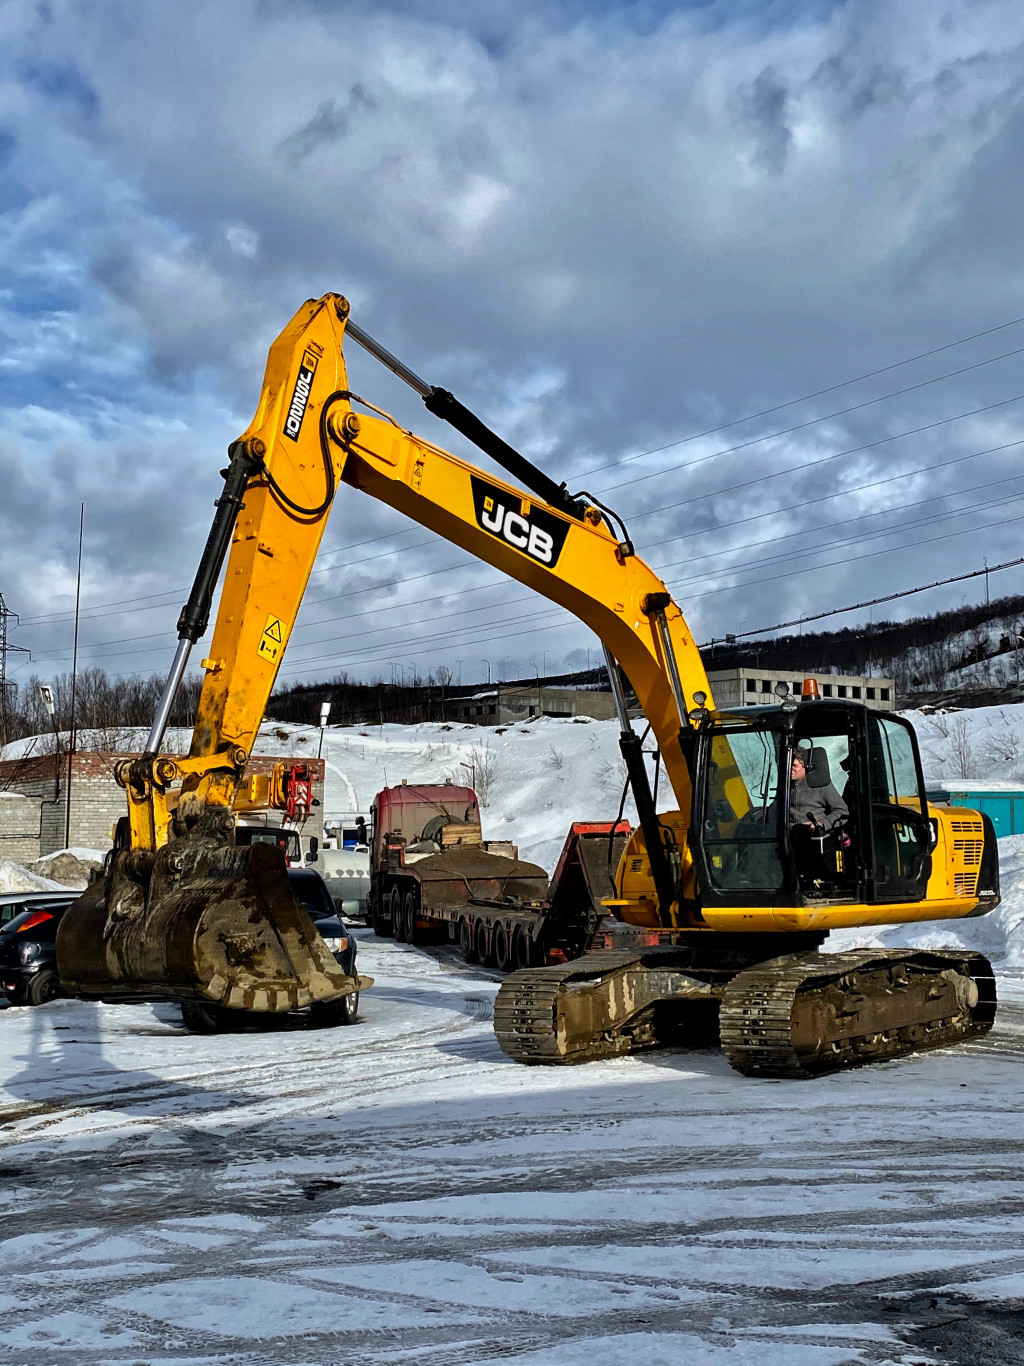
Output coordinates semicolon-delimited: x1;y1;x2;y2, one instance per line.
0;751;325;862
706;668;895;711
448;684;616;726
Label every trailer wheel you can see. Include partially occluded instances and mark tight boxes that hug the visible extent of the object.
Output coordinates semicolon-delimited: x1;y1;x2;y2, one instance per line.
492;924;511;973
474;919;491;965
512;926;532;970
404;890;423;946
458;918;477;962
390;887;407;942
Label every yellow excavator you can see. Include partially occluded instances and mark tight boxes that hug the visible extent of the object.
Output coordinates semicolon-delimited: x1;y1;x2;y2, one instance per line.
57;293;999;1076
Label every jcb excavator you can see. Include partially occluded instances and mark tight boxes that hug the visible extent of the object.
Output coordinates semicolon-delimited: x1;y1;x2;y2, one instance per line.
57;293;999;1076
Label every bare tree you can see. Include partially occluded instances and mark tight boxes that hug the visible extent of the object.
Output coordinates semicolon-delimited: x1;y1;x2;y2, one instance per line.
459;743;498;806
949;715;976;780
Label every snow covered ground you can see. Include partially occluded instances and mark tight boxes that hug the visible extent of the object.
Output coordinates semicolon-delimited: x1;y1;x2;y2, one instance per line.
4;711;1024;1363
2;935;1024;1365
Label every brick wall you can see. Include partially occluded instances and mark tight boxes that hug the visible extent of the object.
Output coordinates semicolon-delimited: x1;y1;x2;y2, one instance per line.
0;752;325;858
0;791;45;863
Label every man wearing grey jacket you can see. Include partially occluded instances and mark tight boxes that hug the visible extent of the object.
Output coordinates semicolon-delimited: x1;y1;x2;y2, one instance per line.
789;749;848;832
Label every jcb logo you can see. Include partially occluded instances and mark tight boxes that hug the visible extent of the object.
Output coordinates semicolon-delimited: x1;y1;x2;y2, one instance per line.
470;475;570;568
282;350;319;442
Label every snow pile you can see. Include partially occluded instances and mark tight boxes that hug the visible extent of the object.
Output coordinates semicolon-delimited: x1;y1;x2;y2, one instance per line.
0;859;68;893
29;849;104;889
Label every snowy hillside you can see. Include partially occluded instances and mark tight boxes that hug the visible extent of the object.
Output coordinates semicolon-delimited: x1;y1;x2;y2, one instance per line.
906;700;1024;782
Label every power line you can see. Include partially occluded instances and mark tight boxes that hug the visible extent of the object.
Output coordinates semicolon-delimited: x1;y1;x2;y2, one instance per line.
22;499;1024;683
17;314;1024;629
273;422;1024;640
661;486;1024;588
683;510;1024;607
280;511;1024;679
588;342;1024;496
624;390;1024;522
573;312;1024;481
709;554;1024;645
23;445;1024;670
16;522;426;628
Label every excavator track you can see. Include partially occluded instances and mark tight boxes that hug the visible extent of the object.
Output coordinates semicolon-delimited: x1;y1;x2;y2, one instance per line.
719;949;996;1080
494;951;654;1064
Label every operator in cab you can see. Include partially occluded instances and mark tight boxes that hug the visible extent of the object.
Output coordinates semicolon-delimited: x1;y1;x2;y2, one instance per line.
789;748;848;833
789;746;850;891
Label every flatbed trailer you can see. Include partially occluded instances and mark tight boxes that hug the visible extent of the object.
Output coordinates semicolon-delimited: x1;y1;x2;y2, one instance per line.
368;781;631;972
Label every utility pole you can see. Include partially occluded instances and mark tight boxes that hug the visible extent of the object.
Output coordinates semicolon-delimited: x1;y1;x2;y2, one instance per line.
0;592;29;750
65;505;84;849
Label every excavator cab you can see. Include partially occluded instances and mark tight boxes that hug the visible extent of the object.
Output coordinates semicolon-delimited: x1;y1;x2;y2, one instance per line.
693;699;963;910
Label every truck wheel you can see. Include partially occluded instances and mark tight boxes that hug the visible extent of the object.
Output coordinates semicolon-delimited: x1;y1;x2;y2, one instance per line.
391;888;407;943
25;968;64;1007
474;919;491;965
370;889;390;938
458;918;477;962
492;924;511;973
404;891;422;946
181;999;229;1034
512;926;532;970
312;991;359;1027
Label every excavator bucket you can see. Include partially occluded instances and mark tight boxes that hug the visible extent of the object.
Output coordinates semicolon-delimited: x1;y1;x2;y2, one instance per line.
56;819;366;1010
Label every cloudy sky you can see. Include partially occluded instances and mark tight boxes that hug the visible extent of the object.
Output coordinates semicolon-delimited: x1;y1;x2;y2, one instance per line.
4;0;1024;699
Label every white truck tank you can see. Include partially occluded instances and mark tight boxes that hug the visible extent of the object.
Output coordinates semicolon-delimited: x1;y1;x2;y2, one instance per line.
306;814;371;918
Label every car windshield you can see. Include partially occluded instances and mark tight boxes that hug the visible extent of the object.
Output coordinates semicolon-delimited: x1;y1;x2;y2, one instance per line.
240;829;302;860
288;876;334;919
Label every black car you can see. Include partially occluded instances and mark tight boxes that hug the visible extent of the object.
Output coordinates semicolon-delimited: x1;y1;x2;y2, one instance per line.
179;867;362;1034
0;894;80;1007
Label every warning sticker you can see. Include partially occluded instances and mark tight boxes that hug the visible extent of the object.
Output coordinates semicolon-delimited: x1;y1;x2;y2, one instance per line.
257;613;287;663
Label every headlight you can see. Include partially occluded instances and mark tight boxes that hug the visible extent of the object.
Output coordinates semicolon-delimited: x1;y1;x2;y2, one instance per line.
18;943;40;962
321;936;347;953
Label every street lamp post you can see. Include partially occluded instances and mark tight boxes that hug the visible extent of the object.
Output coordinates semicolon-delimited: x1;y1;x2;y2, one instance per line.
317;700;331;760
482;659;491;685
37;683;62;812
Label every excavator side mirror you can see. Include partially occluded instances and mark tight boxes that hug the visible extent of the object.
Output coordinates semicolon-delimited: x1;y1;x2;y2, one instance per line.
305;836;319;863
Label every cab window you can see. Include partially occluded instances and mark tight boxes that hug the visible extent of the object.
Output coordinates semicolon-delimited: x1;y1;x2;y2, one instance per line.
701;729;784;892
